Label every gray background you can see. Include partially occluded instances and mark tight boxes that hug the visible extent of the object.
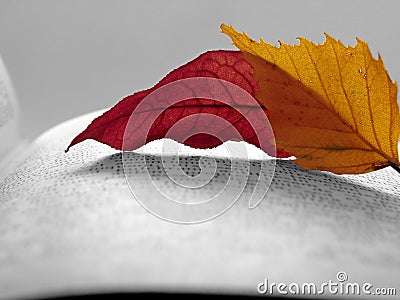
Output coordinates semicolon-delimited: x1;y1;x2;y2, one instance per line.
0;0;399;140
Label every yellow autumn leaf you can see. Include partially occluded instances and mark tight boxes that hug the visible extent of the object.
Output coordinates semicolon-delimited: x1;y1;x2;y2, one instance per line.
221;24;400;174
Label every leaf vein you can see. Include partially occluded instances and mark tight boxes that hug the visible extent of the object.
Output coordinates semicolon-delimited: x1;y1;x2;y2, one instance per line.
330;39;358;131
362;44;382;153
303;42;335;110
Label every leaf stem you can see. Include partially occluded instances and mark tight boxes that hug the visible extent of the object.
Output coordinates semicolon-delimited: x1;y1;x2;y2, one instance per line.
390;163;400;174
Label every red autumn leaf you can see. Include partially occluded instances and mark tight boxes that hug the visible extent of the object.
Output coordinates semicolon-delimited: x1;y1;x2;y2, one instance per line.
66;50;289;157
